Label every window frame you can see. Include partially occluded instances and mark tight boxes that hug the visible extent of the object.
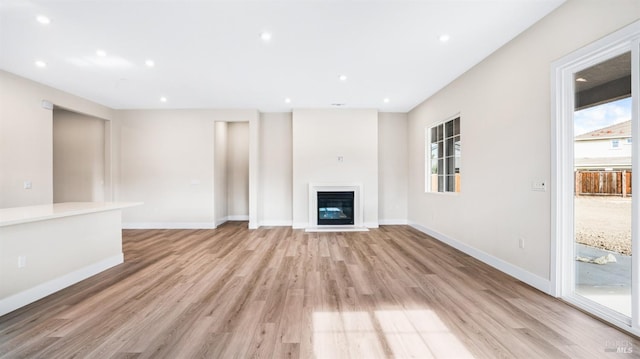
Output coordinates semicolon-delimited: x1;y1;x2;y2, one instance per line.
425;115;461;193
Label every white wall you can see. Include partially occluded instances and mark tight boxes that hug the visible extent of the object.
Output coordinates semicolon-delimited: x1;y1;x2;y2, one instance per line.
118;110;216;227
0;71;113;208
292;109;378;228
259;113;293;226
378;112;408;224
53;109;106;202
214;121;228;225
117;109;258;228
407;0;640;291
227;122;249;219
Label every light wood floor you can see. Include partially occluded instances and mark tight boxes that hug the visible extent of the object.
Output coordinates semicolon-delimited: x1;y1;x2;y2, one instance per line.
1;223;639;358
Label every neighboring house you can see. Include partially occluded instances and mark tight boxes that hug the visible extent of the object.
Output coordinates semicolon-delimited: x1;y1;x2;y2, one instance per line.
574;120;631;170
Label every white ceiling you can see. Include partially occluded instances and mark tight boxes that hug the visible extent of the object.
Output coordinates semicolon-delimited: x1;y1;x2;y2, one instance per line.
0;0;565;112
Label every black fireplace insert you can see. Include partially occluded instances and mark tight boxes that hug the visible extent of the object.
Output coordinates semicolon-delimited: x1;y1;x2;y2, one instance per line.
317;191;354;225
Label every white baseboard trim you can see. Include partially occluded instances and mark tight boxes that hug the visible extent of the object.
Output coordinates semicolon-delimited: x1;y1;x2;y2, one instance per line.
0;254;123;317
259;220;293;227
228;215;250;221
122;222;216;229
292;222;308;229
364;222;379;229
409;222;551;294
215;218;227;227
379;219;409;225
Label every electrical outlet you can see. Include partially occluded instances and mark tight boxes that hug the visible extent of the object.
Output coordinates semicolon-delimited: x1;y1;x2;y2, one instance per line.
518;238;525;249
18;256;26;268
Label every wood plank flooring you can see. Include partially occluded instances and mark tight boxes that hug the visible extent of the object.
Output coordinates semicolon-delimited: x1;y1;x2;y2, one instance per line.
1;222;639;358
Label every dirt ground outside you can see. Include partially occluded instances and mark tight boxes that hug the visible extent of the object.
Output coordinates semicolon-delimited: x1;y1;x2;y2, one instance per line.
575;196;631;255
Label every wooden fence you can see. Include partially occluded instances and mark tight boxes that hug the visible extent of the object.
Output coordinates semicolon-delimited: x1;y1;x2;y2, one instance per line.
575;170;632;197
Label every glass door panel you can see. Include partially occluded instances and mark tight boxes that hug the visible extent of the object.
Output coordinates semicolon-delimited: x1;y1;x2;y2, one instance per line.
573;52;633;317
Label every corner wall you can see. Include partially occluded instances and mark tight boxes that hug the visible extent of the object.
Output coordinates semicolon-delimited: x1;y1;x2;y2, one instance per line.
227;122;250;219
379;113;408;224
116;109;259;228
53;109;106;203
0;71;114;208
214;121;228;225
407;0;640;292
259;112;293;226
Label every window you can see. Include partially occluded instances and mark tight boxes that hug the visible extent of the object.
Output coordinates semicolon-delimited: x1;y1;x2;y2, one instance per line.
426;116;460;192
611;139;620;148
626;138;632;144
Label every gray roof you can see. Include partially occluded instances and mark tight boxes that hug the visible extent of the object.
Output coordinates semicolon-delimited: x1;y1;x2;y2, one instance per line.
575;120;631;141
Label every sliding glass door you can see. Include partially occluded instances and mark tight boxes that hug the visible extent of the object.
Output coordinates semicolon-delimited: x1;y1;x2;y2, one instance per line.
573;53;632;318
553;21;640;334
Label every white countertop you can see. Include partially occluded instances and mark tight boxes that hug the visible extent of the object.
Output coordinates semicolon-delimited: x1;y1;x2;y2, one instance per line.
0;202;142;227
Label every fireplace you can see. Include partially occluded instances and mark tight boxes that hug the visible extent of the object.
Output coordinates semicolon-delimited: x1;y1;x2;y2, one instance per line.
307;183;364;230
317;191;354;225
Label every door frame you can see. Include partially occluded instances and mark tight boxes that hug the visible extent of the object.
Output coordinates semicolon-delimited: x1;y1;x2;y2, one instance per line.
551;20;640;334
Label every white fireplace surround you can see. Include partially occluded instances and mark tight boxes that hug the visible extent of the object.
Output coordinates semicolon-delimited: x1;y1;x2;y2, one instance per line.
307;183;366;231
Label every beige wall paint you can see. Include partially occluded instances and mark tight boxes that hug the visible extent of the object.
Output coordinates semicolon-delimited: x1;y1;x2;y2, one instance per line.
0;71;113;208
227;122;250;218
378;113;408;223
214;121;228;224
116;109;257;227
53;109;106;202
407;0;640;283
292;109;379;228
259;113;293;225
117;110;216;226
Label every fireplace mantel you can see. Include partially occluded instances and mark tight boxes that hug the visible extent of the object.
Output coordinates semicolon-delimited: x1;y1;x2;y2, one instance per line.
307;183;368;232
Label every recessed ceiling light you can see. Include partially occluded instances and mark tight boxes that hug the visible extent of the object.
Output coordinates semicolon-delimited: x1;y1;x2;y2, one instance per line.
383;98;390;103
160;96;167;102
35;60;47;68
260;32;272;41
331;103;346;107
339;75;347;81
36;15;50;25
576;77;587;82
439;34;450;43
285;98;291;103
145;59;155;67
96;49;107;57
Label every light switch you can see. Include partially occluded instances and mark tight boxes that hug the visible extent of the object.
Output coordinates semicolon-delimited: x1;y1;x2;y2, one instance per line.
531;180;546;192
23;181;32;189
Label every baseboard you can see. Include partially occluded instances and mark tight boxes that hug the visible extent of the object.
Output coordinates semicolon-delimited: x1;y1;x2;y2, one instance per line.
364;222;379;229
292;222;308;229
215;217;227;227
0;254;123;317
409;222;551;294
227;215;249;221
122;222;216;229
259;220;293;227
379;219;409;225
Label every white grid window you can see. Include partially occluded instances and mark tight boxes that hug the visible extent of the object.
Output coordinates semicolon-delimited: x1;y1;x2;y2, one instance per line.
426;117;461;193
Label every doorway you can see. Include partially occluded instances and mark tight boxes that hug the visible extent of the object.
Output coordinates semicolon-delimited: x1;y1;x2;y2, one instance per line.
53;108;108;202
553;21;640;333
